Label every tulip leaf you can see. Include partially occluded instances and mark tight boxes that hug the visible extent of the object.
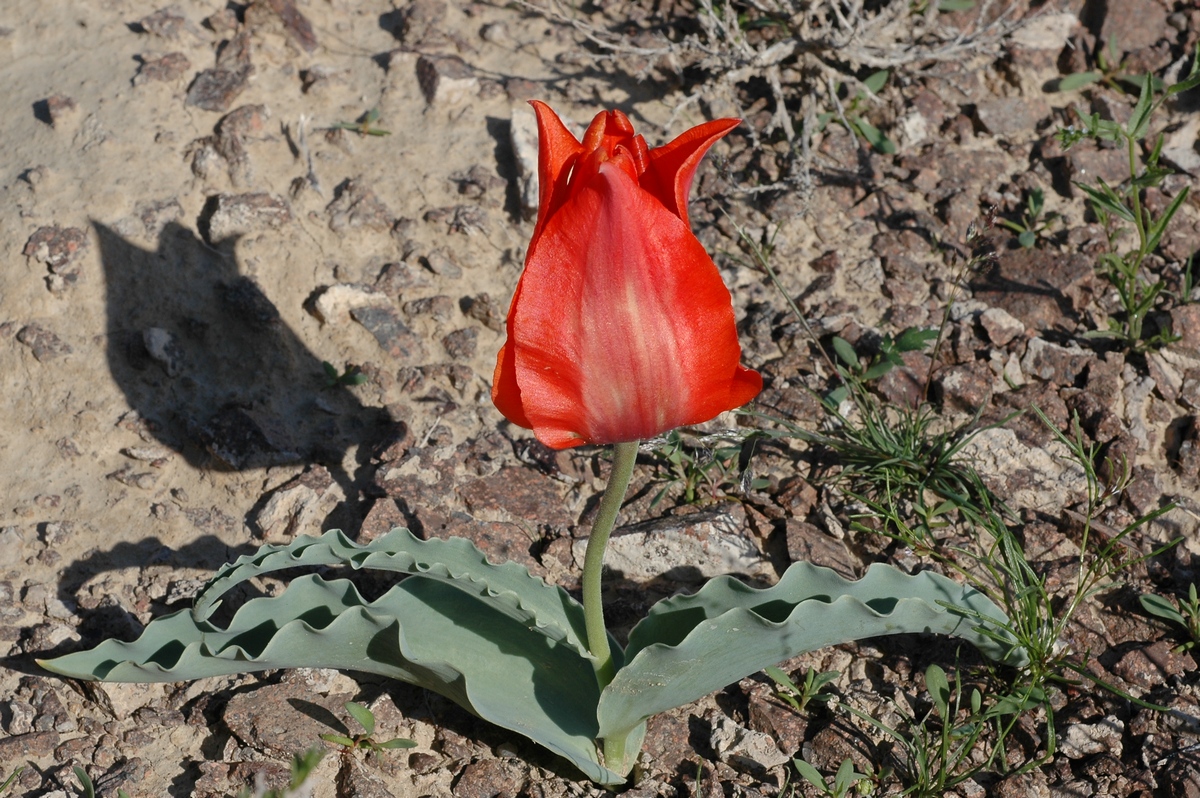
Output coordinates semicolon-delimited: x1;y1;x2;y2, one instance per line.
40;573;627;785
193;528;594;661
596;562;1025;739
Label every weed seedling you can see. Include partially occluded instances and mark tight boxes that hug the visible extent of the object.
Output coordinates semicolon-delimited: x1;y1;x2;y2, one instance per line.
321;701;417;755
73;767;131;798
1057;36;1165;94
1140;583;1200;652
793;755;875;798
645;428;767;505
1057;50;1200;351
322;361;368;388
1;769;22;795
765;664;839;712
816;70;896;154
996;187;1058;248
333;108;391;137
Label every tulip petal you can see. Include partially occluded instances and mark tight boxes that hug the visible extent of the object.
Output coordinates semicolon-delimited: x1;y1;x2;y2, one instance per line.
642;118;741;228
507;162;760;448
529;101;584;244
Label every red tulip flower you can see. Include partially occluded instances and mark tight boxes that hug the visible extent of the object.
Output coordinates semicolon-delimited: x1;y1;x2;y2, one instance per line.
492;102;762;449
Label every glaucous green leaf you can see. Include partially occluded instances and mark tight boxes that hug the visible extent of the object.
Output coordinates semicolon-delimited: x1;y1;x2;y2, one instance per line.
40;574;626;785
193;528;594;661
596;562;1024;740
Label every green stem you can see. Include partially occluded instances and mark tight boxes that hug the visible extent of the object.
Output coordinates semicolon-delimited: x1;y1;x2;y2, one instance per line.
582;440;639;689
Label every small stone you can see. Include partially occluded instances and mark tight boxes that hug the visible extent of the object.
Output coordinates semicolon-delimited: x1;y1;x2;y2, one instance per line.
36;95;77;127
23;225;88;273
710;714;790;776
423;249;462;278
974;96;1049;141
251;467;335;541
416;54;478;105
186;66;253;112
203;192;291;241
979;306;1025;346
784;520;859;577
374;261;430;294
196;405;300;469
405;294;456;322
245;0;318;53
1021;337;1092;386
134;52;191;84
461;292;504;332
143;327;183;376
327;178;393;232
936;362;994;414
441;327;477;359
453;759;525;798
1170;304;1200;358
1060;716;1124;759
137;6;187;38
311;284;390;325
17;324;72;362
351;305;426;361
577;505;769;583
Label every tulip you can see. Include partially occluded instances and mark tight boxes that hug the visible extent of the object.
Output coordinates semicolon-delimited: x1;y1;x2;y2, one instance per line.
493;101;762;450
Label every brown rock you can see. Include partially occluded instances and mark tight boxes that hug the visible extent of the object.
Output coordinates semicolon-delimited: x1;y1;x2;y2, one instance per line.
134;52;191;84
223;683;354;757
1020;337;1092;386
186;66;253;112
417;55;478;105
246;0;318;53
203;192;291;241
351;305;426;361
462;292;504;332
974;96;1049;140
137;6;187;38
442;327;477;359
453;758;526;798
23;225;88;273
784;520;859;578
327;178;394;233
17;324;72;362
1099;0;1169;53
936;361;994;414
0;730;58;760
971;247;1094;333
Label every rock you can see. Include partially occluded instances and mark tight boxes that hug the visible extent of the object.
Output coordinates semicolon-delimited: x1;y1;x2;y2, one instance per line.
203;192;291;241
441;327;477;359
453;759;526;798
245;0;318;53
137;6;188;39
1112;641;1196;689
461;292;504;332
784;520;859;577
134;198;183;237
1021;337;1092;386
971;245;1093;333
17;324;72;362
327;178;393;232
417;54;478;105
423;249;462;278
936;362;994;414
1008;12;1077;50
143;327;183;376
81;682;165;721
1171;304;1200;358
1068;142;1131;187
196;405;300;468
974;96;1049;141
709;714;790;775
23;225;88;274
186;65;253;112
351;305;426;361
979;306;1025;346
577;505;770;583
0;731;59;760
1061;716;1124;759
1099;0;1168;53
223;682;355;757
251;466;336;541
311;284;391;325
375;261;430;294
134;52;191;84
510;105;539;218
959;426;1088;510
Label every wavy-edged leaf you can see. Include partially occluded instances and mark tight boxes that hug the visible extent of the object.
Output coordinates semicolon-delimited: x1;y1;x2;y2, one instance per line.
597;563;1025;739
193;528;593;661
41;574;625;785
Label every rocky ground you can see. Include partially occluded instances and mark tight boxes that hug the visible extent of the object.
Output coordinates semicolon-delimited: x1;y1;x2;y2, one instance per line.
2;0;1200;796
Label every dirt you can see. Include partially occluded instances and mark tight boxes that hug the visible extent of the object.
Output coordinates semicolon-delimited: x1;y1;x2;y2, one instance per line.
2;0;1200;796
